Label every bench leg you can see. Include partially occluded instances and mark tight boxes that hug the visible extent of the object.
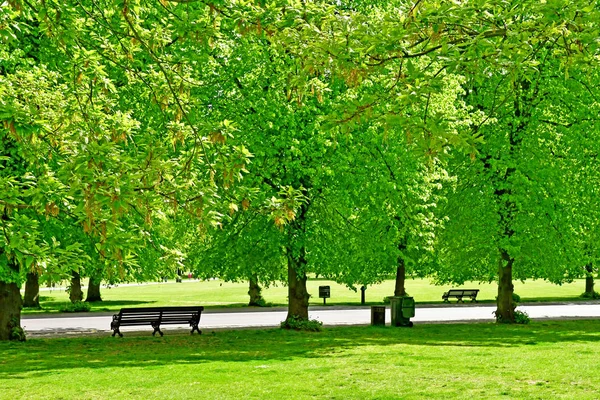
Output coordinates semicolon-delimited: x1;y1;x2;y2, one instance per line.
190;324;202;335
112;328;123;338
457;297;463;303
151;322;164;337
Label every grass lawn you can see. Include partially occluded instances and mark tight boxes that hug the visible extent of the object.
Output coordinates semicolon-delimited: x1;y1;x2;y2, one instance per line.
2;320;600;399
25;277;592;314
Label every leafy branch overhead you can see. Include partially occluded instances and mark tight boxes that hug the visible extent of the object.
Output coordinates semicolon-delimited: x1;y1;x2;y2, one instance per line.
0;0;599;338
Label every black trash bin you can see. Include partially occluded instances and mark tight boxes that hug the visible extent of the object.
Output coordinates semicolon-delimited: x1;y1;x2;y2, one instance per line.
389;296;415;327
319;286;330;305
371;306;386;326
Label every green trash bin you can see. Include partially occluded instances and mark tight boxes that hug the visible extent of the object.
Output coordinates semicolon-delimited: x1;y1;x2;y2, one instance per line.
389;296;415;327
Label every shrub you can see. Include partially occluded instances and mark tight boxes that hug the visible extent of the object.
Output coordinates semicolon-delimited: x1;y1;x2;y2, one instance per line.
494;309;530;324
514;310;531;324
249;298;269;307
9;318;26;342
580;291;600;300
494;293;521;306
280;316;323;331
59;301;91;313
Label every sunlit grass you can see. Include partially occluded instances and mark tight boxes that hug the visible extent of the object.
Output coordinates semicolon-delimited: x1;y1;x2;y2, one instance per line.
24;277;591;314
2;321;600;399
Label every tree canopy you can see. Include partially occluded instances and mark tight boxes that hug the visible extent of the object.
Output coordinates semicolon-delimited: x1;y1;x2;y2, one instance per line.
1;0;599;339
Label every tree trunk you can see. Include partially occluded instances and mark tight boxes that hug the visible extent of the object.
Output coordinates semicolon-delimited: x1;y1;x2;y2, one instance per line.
284;194;311;323
23;272;40;308
248;276;264;306
585;263;595;295
69;271;83;303
85;277;102;302
394;258;406;297
489;79;529;324
286;252;310;321
0;280;24;341
496;249;515;323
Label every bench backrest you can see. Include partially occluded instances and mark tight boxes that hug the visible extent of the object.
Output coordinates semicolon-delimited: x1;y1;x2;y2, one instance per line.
117;306;204;323
446;289;479;296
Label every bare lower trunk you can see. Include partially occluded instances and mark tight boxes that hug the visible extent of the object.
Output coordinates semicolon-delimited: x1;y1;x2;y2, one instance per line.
0;280;24;341
23;272;40;308
248;276;264;306
69;271;83;303
85;277;102;302
284;196;311;323
394;258;406;297
286;253;309;321
496;249;515;323
585;263;594;295
586;276;595;295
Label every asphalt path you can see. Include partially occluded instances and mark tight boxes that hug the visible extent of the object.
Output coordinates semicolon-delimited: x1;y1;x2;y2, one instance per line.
21;302;600;337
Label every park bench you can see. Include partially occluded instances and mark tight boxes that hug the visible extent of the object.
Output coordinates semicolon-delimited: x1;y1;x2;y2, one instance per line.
442;289;479;303
110;306;204;337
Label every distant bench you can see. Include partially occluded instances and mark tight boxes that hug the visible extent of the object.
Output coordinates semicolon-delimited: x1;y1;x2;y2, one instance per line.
110;306;204;337
442;289;479;303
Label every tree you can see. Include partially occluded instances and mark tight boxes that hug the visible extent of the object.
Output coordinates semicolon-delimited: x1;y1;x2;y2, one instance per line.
3;0;598;339
0;0;243;339
436;53;599;322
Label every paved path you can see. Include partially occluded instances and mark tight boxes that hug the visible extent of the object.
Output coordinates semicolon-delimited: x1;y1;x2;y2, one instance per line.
21;303;600;336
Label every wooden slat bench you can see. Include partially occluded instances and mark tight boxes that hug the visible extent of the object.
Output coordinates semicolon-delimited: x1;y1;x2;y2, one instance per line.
110;306;204;337
442;289;479;303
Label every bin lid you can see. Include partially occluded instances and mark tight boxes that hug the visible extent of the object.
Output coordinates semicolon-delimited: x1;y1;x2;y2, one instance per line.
402;297;415;306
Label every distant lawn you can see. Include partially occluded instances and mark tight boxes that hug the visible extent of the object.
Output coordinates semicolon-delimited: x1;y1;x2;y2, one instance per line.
2;320;600;399
24;277;592;314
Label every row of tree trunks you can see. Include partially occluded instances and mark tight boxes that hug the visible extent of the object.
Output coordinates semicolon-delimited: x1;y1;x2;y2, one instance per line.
24;272;103;306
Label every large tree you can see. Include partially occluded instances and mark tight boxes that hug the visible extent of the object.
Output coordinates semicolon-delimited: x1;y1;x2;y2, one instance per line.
0;0;242;339
436;52;599;322
3;0;598;340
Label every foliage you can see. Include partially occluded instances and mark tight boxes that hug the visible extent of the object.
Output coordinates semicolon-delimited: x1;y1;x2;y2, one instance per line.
249;297;269;307
512;293;521;304
495;309;530;325
280;316;323;332
580;291;600;300
59;301;91;313
8;317;25;342
513;310;531;325
1;0;600;335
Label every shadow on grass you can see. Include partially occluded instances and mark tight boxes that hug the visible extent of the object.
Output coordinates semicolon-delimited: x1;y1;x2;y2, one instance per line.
22;300;157;314
87;300;158;309
1;320;600;378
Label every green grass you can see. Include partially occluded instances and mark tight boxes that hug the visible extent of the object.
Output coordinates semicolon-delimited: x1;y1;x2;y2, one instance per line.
24;277;592;315
2;321;600;399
